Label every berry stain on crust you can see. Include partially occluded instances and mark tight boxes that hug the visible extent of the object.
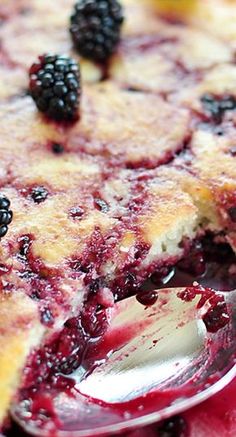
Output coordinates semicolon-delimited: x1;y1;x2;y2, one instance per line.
29;54;81;121
94;197;109;213
70;0;124;62
69;206;84;219
17;235;32;262
0;194;13;239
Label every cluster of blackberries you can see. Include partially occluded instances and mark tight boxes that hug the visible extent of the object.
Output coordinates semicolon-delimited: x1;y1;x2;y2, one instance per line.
29;0;124;121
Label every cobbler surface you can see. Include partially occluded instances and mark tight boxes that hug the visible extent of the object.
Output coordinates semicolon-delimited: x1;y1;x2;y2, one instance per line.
0;0;236;436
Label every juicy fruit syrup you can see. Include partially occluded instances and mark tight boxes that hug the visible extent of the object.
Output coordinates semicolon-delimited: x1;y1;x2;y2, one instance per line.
6;239;236;437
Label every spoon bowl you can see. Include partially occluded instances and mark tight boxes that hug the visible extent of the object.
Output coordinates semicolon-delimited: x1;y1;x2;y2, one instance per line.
12;286;236;437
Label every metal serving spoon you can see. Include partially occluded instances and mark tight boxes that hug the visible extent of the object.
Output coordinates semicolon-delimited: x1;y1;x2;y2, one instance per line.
13;286;236;437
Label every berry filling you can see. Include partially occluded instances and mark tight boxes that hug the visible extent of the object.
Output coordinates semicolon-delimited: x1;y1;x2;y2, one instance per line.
5;235;234;437
178;285;230;333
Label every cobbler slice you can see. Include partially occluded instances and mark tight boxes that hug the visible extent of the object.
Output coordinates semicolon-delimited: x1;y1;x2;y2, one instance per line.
0;0;236;435
0;97;198;426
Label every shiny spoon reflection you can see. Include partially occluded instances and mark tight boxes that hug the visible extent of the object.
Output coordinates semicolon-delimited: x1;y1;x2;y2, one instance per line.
12;286;236;437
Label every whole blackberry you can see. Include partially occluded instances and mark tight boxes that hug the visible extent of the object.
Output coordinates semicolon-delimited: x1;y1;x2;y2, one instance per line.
70;0;124;62
30;186;48;204
0;195;13;238
201;93;236;124
29;54;81;121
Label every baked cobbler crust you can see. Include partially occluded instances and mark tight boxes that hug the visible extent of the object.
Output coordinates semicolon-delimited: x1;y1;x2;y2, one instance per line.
0;0;236;429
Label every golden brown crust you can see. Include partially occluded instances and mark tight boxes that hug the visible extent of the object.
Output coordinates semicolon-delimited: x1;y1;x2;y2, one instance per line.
0;292;43;424
67;82;190;166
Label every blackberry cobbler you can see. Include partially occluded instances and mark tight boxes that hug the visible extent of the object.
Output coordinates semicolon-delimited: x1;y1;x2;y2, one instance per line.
0;0;236;436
